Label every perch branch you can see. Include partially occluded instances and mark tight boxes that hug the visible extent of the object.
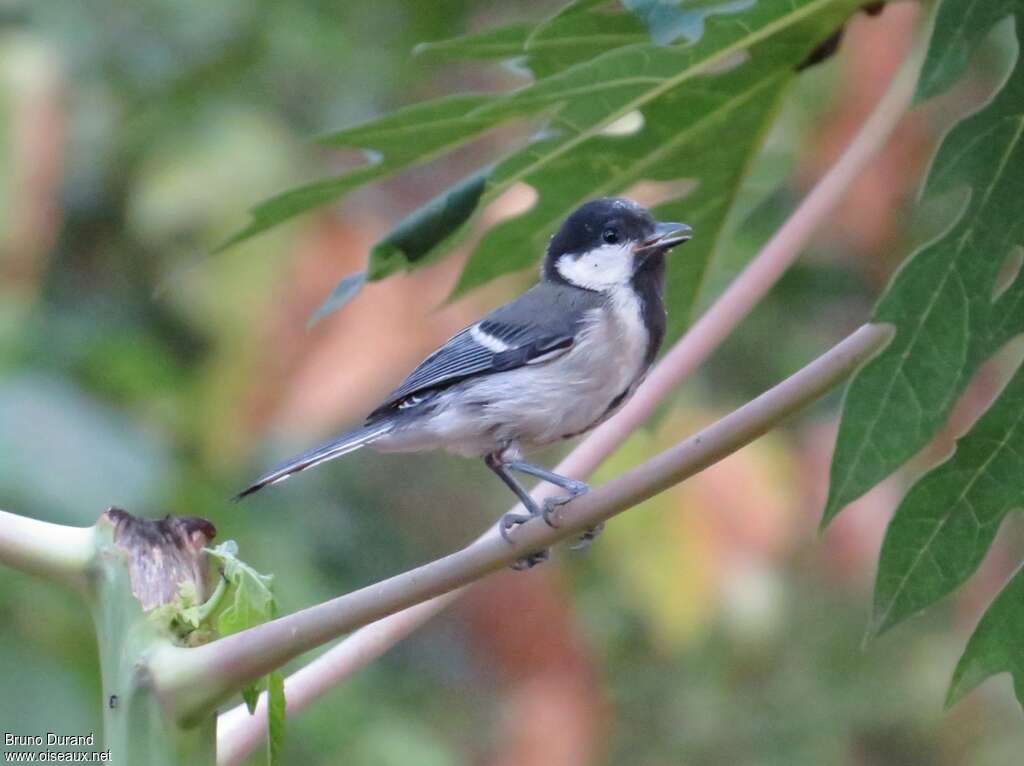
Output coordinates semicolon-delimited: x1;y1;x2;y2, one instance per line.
154;323;891;726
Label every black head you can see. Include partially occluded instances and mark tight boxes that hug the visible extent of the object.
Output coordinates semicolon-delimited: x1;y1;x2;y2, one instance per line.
542;198;691;291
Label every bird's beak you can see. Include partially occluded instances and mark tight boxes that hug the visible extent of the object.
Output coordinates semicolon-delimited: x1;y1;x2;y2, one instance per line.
634;222;693;255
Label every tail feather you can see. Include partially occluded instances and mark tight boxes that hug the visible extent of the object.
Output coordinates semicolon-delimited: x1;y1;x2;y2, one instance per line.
234;421;393;500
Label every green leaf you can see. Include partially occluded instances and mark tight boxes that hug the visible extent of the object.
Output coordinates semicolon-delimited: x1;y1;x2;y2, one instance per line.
366;169;488;280
310;170;489;322
522;0;649;78
237;0;869;332
415;23;533;61
206;540;277;712
948;564;1024;709
206;539;277;637
624;0;760;46
415;1;646;78
312;0;652;315
204;541;287;754
218;93;518;250
916;0;1020;101
267;671;287;765
147;580;216;646
242;684;260;716
823;0;1024;526
871;363;1024;636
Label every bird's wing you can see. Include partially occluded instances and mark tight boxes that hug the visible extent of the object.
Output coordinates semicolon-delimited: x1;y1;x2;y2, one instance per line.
373;321;574;413
370;283;603;416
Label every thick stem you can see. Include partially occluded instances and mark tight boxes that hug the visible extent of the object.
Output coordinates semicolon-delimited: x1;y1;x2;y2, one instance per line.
155;323;890;726
0;509;96;591
217;15;924;759
0;507;220;762
90;512;218;764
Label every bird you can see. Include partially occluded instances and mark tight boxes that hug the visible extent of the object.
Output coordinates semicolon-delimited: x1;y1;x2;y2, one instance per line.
237;197;691;566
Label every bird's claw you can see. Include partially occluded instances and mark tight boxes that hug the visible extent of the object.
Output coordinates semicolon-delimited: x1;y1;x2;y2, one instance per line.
500;479;590;569
501;512;550;570
541;494;571;528
570;522;605;550
565;479;589;496
499;511;533;543
511;549;549;570
541;481;590;528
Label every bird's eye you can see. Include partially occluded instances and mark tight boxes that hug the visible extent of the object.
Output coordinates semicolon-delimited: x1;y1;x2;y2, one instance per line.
602;228;619;244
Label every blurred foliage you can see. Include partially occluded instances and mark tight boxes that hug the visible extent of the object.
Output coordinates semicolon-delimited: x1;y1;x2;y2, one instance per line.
1;0;1023;764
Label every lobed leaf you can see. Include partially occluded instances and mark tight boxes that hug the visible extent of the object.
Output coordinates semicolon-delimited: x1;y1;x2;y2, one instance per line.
523;0;649;78
824;0;1024;527
207;539;277;637
231;0;871;326
205;541;280;718
414;23;533;62
917;0;1021;102
445;0;865;341
871;362;1024;637
948;564;1024;709
417;1;647;77
624;0;760;46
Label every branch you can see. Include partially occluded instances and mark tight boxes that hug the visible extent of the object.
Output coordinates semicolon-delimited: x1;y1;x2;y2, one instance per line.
151;323;890;726
217;20;925;757
0;509;96;590
217;599;447;766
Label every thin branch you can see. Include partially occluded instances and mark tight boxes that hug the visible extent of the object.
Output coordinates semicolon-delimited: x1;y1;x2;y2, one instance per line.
153;323;890;726
0;509;96;591
216;17;924;759
216;599;445;766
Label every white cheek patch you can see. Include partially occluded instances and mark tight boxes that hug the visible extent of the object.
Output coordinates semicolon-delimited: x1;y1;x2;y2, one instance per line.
555;243;635;291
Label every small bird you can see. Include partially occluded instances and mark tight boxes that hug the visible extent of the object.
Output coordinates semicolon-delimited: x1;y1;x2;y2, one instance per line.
237;198;691;565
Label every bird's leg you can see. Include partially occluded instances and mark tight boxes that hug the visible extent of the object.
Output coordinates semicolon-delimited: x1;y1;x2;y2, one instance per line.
504;460;589;528
484;454;550;569
485;454;543;535
504;460;589;495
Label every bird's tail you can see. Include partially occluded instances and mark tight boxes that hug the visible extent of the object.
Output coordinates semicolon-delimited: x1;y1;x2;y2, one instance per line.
234;420;394;500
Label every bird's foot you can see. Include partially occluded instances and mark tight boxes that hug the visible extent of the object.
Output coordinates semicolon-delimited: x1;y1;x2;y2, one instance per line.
540;480;590;528
511;549;550;570
499;478;590;569
499;511;534;543
564;478;590;496
500;510;552;570
570;522;605;550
